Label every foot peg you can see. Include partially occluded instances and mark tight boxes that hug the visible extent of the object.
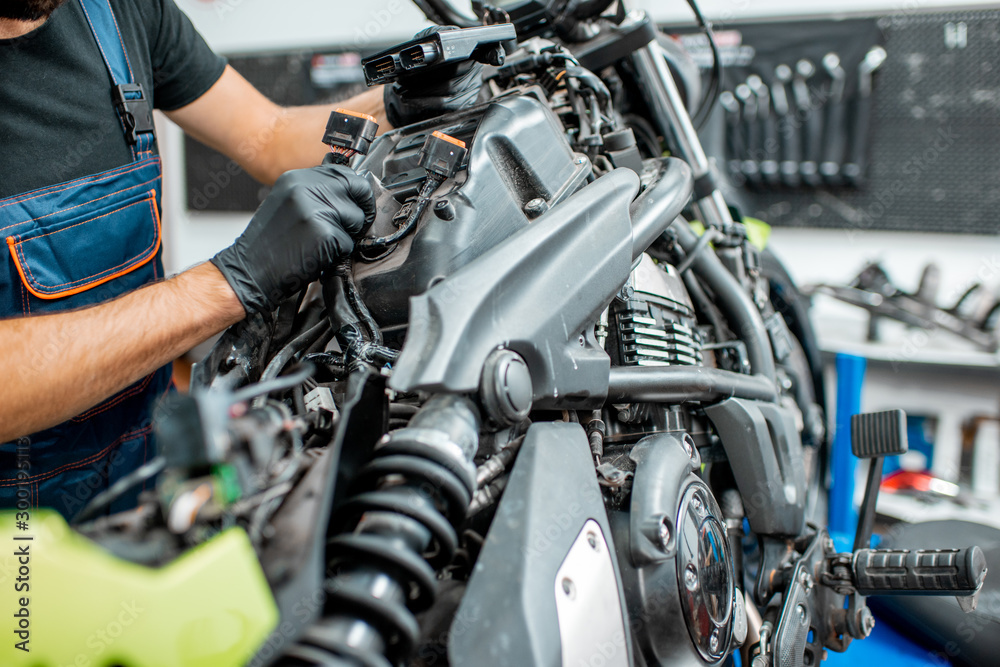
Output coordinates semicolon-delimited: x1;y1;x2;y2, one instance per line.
845;410;988;612
853;547;988;610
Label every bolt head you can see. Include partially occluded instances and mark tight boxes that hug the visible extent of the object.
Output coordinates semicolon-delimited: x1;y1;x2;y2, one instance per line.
658;518;671;549
684;564;699;591
858;608;875;637
682;434;698;461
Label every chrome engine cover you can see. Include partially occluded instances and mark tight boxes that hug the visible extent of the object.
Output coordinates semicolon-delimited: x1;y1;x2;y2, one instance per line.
610;432;740;666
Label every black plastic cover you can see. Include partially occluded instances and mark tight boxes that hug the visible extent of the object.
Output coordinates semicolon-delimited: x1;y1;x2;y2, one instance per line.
352;93;591;329
449;421;632;665
389;168;640;408
703;398;806;536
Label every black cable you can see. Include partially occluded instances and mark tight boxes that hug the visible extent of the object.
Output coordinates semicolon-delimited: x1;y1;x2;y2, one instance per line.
356;175;443;254
335;260;383;346
675;228;723;274
259;320;330;384
73;456;167;525
682;269;727;344
234;363;316;406
303;352;347;378
415;0;479;27
685;0;722;130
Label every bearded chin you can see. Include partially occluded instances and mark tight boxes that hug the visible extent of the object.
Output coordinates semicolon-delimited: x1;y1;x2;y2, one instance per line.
0;0;66;21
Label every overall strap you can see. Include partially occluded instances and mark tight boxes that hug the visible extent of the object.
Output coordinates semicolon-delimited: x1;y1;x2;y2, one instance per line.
78;0;156;159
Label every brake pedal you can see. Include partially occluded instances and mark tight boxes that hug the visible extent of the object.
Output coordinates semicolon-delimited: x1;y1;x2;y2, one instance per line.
851;410;908;552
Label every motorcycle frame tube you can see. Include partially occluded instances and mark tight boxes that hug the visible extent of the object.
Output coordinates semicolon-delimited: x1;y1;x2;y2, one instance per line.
672;219;777;382
631;31;736;232
607;365;778;404
628;157;694;260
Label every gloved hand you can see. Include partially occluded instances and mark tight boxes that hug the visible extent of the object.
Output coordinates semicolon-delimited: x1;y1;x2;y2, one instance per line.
211;154;375;314
383;26;485;128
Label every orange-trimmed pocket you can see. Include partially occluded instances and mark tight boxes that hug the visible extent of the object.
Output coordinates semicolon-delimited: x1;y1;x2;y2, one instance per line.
6;189;160;300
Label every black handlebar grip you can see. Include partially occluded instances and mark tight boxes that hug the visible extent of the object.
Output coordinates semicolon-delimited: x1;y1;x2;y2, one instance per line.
853;547;987;596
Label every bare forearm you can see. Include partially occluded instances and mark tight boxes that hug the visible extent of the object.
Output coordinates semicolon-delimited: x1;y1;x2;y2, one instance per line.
253;87;390;184
167;67;391;186
0;263;244;441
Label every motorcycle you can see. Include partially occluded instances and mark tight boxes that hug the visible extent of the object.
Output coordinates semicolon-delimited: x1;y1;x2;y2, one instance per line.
50;1;988;666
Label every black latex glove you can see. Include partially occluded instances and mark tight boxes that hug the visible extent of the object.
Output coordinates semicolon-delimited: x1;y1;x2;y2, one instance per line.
211;155;375;314
384;26;485;128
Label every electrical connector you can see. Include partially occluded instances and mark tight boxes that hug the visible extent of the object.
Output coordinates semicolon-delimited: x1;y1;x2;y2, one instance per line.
322;108;379;164
361;24;517;86
419;131;468;180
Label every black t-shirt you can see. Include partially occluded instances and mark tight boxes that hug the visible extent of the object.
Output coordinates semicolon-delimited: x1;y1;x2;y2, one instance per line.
0;0;226;199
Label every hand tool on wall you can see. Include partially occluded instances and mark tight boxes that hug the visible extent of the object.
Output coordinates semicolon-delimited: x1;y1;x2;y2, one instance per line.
772;64;801;187
843;46;887;186
806;261;1000;352
820;52;847;186
735;82;762;187
748;74;779;186
793;59;822;186
720;90;744;181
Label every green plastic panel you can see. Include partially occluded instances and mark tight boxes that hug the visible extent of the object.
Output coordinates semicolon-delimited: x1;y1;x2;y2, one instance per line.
0;510;277;666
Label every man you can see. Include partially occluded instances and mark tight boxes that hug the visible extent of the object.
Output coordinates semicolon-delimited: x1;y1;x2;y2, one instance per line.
0;0;479;518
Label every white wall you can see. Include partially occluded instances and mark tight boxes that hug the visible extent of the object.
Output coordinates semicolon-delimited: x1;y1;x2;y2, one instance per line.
175;0;1000;54
173;0;430;55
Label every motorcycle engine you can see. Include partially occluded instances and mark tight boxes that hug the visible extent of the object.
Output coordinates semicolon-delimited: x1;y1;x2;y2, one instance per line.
608;254;703;368
602;261;742;666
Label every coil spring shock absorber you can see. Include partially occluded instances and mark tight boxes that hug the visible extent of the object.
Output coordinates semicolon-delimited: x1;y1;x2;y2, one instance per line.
286;395;480;667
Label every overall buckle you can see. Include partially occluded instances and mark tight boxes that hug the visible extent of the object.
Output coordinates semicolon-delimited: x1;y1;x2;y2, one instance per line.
112;83;155;146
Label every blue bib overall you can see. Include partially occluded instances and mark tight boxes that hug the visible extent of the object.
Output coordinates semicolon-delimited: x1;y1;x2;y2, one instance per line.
0;0;172;519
